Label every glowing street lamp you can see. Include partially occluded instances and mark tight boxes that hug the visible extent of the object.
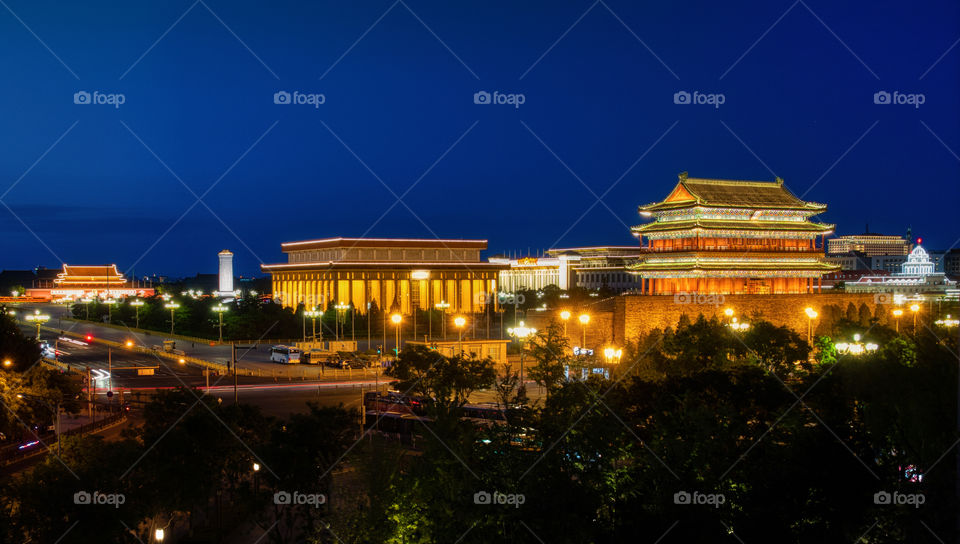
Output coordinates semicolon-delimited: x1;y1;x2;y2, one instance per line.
390;313;403;355
164;301;180;335
25;310;50;339
804;307;818;344
435;300;450;340
3;359;12;368
909;303;920;333
723;308;735;323
130;298;144;329
80;296;93;320
578;313;590;348
454;316;466;353
835;334;879;356
154;528;164;542
892;308;904;333
935;314;959;328
559;310;571;337
508;321;536;389
212;304;229;343
304;308;322;342
728;317;750;332
603;347;622;365
334;302;350;341
104;298;117;324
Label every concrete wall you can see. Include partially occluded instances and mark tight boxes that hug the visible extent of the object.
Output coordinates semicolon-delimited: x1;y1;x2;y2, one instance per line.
613;293;883;344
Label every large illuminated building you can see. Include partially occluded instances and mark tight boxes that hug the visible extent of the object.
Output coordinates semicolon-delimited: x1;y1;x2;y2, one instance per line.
261;237;507;314
25;264;154;301
490;246;645;293
827;230;910;256
628;174;840;294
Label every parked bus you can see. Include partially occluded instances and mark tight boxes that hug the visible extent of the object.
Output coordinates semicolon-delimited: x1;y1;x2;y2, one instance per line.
270;345;301;364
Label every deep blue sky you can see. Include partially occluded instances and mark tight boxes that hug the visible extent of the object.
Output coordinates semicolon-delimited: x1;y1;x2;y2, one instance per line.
1;0;957;277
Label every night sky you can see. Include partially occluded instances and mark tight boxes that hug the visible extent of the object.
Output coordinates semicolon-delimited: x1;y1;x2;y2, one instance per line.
1;0;957;277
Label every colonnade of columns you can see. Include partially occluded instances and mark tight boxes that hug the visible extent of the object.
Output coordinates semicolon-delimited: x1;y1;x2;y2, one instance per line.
271;271;498;314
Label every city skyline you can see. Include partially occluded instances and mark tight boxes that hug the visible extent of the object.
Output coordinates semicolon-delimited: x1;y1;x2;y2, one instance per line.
1;1;958;276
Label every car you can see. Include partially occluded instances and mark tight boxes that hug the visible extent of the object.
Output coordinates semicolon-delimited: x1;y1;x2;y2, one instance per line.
325;359;349;369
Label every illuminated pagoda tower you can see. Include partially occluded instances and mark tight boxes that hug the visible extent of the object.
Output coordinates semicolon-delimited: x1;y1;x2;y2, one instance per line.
628;173;840;295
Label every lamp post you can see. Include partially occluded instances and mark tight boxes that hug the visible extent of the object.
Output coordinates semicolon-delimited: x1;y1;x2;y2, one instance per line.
304;308;322;342
578;313;590;349
603;347;623;368
559;310;571;337
253;462;261;495
508;321;536;391
435;300;450;340
165;302;180;335
835;334;879;356
335;302;350;342
104;298;117;324
391;313;402;355
910;303;920;333
213;304;228;343
804;307;818;344
81;296;93;320
25;310;50;340
154;528;165;542
724;308;734;323
454;316;466;354
892;308;904;334
130;299;144;329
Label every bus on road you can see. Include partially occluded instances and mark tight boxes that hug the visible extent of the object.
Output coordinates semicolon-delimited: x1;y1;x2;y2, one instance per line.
270;345;301;364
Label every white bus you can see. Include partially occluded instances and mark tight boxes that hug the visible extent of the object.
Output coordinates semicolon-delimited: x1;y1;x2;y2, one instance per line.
270;345;301;364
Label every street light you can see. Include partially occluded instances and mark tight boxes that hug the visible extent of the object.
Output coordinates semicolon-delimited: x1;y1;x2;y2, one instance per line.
835;334;879;356
603;347;622;365
81;296;93;320
165;302;180;335
25;310;50;340
804;307;818;344
723;308;735;322
130;298;144;329
578;313;590;348
559;310;571;336
728;318;750;332
508;321;536;391
304;308;322;342
435;300;450;340
335;302;350;341
391;313;402;355
910;303;920;333
154;528;164;542
104;298;117;324
3;359;12;368
454;316;466;354
892;308;904;333
253;462;261;494
213;304;229;343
